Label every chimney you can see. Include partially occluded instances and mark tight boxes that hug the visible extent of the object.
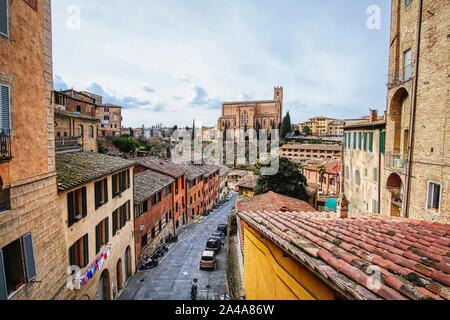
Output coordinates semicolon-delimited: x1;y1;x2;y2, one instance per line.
337;194;349;219
369;109;378;123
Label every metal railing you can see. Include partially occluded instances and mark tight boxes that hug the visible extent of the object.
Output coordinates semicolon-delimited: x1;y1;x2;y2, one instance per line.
0;129;12;160
385;152;407;170
387;64;414;89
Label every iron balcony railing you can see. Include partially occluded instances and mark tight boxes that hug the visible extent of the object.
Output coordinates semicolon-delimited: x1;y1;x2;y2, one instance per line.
55;136;82;153
387;64;414;89
385;152;407;171
0;129;12;161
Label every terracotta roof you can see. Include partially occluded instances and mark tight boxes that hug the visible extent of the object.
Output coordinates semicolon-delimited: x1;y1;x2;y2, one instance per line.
236;192;316;213
55;109;99;122
344;120;386;130
238;211;450;300
182;164;205;181
134;170;174;204
236;174;258;190
198;164;220;177
305;160;341;175
218;165;230;177
281;144;341;151
136;157;187;178
56;152;135;191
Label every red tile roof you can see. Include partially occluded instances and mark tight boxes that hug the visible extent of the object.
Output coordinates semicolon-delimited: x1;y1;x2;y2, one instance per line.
237;210;450;300
236;192;316;213
136;156;187;178
236;174;258;190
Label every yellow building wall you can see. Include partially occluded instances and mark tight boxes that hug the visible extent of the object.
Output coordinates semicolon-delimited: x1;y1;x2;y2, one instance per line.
243;223;337;300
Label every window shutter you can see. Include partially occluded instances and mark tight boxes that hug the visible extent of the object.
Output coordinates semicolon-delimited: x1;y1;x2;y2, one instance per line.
0;250;7;300
22;234;37;282
82;235;89;267
81;187;87;217
380;131;386;154
0;0;8;38
67;192;75;227
95;224;101;254
0;85;10;131
69;245;76;267
112;211;118;236
105;217;109;244
94;182;100;209
103;179;108;203
112;175;117;196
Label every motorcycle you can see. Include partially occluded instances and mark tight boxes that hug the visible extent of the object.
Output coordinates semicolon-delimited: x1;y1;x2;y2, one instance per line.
165;234;179;243
140;256;159;270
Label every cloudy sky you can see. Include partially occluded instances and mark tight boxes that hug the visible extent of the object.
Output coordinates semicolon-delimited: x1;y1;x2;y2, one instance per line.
52;0;391;128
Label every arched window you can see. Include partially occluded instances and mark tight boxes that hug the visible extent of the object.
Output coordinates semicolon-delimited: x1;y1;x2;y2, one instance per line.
78;125;84;137
56;132;61;138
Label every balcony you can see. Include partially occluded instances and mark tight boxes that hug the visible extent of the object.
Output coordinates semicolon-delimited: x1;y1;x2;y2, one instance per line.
56;137;82;154
387;65;414;89
385;152;407;171
0;129;12;162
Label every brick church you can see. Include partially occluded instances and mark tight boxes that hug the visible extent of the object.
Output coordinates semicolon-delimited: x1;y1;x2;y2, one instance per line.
218;87;283;131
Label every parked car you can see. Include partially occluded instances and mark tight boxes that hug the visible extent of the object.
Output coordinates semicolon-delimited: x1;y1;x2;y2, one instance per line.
199;250;217;271
205;238;221;253
211;231;225;240
217;224;228;235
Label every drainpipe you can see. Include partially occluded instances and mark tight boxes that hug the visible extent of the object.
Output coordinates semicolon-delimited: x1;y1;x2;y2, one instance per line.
404;0;423;218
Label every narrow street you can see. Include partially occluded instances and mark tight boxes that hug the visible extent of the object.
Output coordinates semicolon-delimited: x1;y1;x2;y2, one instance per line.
119;193;237;300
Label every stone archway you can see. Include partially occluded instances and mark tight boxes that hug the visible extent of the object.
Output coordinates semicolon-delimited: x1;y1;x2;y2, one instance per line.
124;246;132;281
97;269;111;300
389;87;410;154
386;173;403;217
116;259;123;291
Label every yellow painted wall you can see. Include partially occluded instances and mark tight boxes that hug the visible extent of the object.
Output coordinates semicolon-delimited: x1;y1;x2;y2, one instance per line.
243;223;337;300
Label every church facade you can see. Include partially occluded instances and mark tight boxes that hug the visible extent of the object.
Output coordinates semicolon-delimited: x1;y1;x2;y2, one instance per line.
218;87;283;131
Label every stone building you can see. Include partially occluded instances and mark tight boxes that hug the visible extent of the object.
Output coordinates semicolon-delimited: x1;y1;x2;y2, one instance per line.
343;111;386;214
56;152;135;300
303;160;341;196
184;164;205;222
299;117;336;136
97;104;122;138
382;0;449;223
217;87;283;131
200;165;221;212
54;108;99;153
280;143;342;162
0;0;71;300
134;170;174;263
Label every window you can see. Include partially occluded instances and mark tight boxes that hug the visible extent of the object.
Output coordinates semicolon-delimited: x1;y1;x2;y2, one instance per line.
0;0;9;38
427;182;441;211
403;49;412;81
68;235;89;269
89;126;94;138
112;201;131;236
380;131;386;155
141;234;148;248
404;0;413;7
373;168;379;183
112;170;130;198
0;234;36;299
355;170;361;186
151;227;156;239
0;84;11;132
372;200;379;214
78;125;84;137
94;179;108;209
368;132;374;153
76;106;82;113
95;218;109;254
67;187;87;227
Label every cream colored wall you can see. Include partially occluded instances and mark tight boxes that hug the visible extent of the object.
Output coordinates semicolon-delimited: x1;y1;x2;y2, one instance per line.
58;168;136;300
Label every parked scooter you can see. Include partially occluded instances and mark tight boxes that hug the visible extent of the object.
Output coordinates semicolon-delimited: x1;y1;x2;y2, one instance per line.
165;234;179;243
140;256;159;270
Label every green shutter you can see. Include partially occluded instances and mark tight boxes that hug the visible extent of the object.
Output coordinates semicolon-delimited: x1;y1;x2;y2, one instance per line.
22;234;37;282
353;133;357;149
369;132;374;152
0;84;11;131
358;132;362;150
380;131;386;154
363;133;368;152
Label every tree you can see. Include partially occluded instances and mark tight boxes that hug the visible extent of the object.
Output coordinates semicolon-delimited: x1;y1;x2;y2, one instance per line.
113;135;140;154
318;165;326;191
280;112;292;139
255;157;309;201
302;125;311;136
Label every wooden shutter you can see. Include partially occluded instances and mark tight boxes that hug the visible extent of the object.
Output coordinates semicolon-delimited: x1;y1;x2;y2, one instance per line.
22;234;37;282
69;245;76;267
0;0;8;38
103;179;108;203
95;224;101;254
0;250;7;300
81;187;87;217
67;192;75;227
82;235;89;267
380;131;386;154
0;84;10;131
112;210;118;236
94;182;100;209
112;174;117;196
